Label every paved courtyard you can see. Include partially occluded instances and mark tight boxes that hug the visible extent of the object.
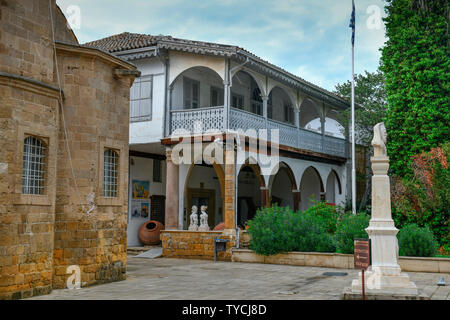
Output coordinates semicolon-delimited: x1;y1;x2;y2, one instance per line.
28;256;449;300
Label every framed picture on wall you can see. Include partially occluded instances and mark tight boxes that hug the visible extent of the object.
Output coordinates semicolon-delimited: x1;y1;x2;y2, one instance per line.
131;180;150;199
140;202;150;218
130;200;141;219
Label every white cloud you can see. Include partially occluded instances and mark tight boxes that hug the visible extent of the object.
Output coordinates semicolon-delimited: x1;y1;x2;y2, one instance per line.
56;0;386;91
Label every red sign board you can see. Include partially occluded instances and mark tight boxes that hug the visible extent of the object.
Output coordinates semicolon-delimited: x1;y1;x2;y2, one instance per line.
354;239;371;270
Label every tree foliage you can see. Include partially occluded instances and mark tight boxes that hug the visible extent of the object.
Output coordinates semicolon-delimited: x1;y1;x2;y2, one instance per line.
392;143;450;246
380;0;450;176
334;69;388;146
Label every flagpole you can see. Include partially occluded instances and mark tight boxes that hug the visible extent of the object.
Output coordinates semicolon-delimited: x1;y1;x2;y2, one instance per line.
351;40;356;215
351;0;356;215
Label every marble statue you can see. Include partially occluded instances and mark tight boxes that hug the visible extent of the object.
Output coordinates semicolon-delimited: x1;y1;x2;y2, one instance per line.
371;122;387;157
188;205;199;231
198;205;210;231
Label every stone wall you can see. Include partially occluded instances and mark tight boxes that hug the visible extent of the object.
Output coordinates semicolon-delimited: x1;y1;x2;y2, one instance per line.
52;46;131;289
161;231;236;261
0;0;137;299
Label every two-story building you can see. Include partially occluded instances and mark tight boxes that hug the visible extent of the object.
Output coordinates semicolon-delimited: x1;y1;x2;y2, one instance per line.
86;32;351;248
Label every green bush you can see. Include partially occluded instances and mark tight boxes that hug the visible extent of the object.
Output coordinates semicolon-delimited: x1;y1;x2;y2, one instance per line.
334;213;370;254
247;205;335;256
290;212;336;253
398;224;438;257
303;201;341;234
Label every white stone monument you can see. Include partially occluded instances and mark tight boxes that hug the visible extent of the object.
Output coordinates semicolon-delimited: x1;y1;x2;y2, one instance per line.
188;205;199;231
198;205;210;231
349;123;419;298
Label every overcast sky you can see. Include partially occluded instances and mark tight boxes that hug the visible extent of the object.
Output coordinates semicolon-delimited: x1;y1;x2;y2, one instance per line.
56;0;387;91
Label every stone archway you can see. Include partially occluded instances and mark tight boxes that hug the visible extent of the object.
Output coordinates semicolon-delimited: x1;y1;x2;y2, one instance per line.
268;86;297;125
237;161;265;228
170;66;225;110
325;169;342;205
230;70;264;115
299;166;324;211
268;162;298;211
183;161;225;230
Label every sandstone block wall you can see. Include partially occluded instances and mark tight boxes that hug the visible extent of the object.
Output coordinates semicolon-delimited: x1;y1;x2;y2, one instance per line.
161;231;236;261
52;48;131;289
0;0;137;299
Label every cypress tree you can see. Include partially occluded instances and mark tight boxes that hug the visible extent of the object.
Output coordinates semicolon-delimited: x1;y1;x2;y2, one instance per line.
380;0;449;176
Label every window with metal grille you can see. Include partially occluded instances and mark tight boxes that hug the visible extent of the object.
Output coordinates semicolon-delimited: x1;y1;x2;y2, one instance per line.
103;149;119;197
130;75;152;122
22;136;47;195
153;159;162;183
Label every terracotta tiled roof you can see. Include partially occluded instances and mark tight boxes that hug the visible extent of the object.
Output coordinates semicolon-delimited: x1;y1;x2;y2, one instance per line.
84;32;160;53
84;32;237;54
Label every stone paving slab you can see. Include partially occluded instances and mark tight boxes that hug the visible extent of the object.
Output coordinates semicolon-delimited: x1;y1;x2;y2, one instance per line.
27;257;449;300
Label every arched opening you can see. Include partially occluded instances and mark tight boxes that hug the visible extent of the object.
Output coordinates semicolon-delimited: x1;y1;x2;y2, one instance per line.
184;161;224;230
269;162;297;210
325;170;342;205
237;161;265;228
170;66;224;110
268;87;296;125
324;109;345;138
300;166;324;211
231;71;263;115
300;99;322;133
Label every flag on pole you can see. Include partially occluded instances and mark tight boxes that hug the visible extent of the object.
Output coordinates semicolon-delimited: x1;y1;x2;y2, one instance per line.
349;0;355;45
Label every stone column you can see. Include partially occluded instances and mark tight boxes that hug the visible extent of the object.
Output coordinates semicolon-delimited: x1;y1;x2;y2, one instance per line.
350;155;418;296
260;187;270;208
224;146;236;231
165;148;179;229
262;95;268;119
292;190;300;212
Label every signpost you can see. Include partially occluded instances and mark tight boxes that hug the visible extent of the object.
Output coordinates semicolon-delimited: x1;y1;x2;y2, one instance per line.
354;239;371;300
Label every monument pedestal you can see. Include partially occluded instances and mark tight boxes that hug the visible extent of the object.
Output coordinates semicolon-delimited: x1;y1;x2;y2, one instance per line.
344;153;421;299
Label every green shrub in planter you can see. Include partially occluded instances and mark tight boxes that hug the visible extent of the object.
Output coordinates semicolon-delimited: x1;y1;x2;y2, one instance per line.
398;224;438;257
303;201;342;233
247;205;295;256
334;212;370;254
247;205;336;256
290;211;336;253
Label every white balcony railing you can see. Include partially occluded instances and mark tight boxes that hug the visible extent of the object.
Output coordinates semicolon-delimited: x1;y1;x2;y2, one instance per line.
170;106;347;158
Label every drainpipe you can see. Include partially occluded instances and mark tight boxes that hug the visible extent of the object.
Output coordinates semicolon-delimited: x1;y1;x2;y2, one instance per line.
156;47;170;137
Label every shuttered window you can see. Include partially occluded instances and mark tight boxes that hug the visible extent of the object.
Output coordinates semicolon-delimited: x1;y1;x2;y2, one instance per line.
130;75;152;122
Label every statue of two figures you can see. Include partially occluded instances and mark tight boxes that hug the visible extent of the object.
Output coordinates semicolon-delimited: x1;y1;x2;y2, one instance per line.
188;205;210;231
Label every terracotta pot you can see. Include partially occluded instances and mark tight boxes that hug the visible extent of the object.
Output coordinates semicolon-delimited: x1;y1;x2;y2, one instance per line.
213;222;225;231
138;220;164;245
